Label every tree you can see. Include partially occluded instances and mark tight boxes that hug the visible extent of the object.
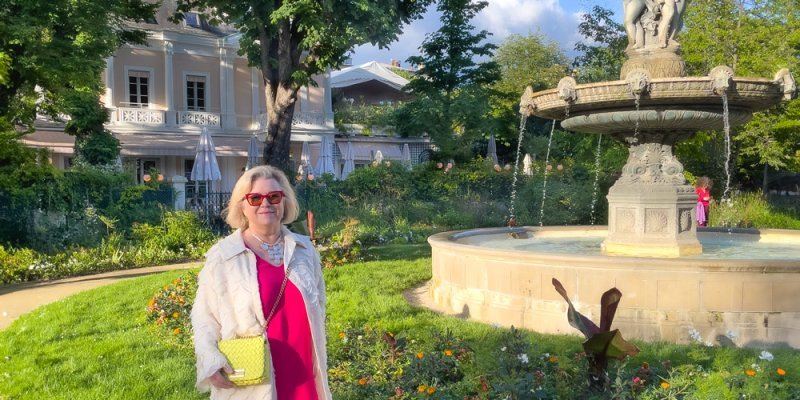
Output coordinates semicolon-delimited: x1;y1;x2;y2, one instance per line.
679;0;800;191
572;6;627;83
0;0;157;132
64;90;120;165
396;0;500;160
489;33;568;154
172;0;430;170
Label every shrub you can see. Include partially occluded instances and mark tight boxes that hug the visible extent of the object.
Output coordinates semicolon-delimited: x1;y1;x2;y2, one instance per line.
0;245;41;284
711;191;800;229
146;271;198;347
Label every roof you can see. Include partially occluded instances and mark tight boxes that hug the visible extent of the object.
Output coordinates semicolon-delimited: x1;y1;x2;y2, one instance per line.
20;130;257;157
331;61;410;91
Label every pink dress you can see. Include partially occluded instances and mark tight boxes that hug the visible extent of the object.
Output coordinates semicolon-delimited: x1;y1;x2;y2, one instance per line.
255;253;319;400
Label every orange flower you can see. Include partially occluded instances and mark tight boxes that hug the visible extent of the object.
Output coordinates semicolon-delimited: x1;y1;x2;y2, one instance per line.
418;384;426;392
173;312;180;319
358;378;367;385
416;352;424;359
148;298;156;307
777;368;786;376
746;369;756;377
172;328;181;335
548;356;558;363
426;387;436;394
338;332;345;339
444;349;453;357
660;382;670;389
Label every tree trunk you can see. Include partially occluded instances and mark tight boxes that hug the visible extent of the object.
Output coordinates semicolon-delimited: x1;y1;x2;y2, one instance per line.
262;83;298;171
762;163;769;194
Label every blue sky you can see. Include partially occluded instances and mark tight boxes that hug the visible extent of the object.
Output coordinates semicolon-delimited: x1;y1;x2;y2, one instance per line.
350;0;623;67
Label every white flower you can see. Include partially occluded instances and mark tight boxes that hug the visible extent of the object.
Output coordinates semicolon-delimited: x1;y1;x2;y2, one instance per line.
759;351;774;362
517;353;529;364
726;330;737;340
688;328;702;342
704;341;714;347
500;346;507;352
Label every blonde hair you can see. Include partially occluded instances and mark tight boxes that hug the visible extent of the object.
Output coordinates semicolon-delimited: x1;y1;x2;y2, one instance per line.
224;165;300;229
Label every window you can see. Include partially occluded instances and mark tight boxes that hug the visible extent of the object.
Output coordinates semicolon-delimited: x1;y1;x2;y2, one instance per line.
184;12;201;28
128;70;150;106
186;75;206;111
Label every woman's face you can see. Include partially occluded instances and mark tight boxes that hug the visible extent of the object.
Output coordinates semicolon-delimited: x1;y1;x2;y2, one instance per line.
242;177;285;230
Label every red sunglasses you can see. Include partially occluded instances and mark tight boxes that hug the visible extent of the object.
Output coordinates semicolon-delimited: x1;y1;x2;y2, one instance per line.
243;191;285;206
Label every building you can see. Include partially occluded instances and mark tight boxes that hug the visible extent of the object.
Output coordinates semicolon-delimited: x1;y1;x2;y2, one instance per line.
21;1;430;200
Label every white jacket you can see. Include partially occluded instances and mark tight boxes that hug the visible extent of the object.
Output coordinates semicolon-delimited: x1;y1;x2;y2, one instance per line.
191;227;331;400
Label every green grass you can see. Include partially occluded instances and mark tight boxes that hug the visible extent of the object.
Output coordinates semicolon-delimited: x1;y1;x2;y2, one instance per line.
2;249;800;399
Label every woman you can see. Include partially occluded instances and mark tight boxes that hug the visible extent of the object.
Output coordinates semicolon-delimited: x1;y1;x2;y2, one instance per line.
191;165;330;399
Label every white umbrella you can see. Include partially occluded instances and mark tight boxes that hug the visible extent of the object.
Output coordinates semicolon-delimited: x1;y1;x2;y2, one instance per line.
374;149;384;164
341;141;355;179
487;134;499;165
523;153;534;176
190;127;222;217
299;140;312;177
401;143;412;169
315;136;336;177
246;134;260;170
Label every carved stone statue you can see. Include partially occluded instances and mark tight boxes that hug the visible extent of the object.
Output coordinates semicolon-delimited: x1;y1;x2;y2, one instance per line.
623;0;688;50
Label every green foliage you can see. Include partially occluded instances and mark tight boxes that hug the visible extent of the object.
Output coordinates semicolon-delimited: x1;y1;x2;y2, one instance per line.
0;212;215;284
398;0;500;160
146;271;198;348
0;0;157;130
490;34;568;146
572;6;627;83
334;102;399;134
710;191;800;229
318;218;364;268
131;211;215;259
682;0;800;77
0;245;40;283
65;90;120;166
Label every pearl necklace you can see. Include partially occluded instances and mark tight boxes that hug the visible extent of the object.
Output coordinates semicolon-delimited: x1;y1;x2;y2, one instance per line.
250;231;284;265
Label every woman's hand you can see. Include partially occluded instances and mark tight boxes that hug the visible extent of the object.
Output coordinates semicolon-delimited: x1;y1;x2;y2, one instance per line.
209;366;235;389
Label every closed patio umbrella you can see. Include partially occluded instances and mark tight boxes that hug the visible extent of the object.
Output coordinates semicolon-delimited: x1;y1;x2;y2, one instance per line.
190;127;222;218
341;141;355;179
246;134;260;170
401;143;412;169
315;136;336;177
487;134;498;165
298;140;311;177
523;153;533;176
374;149;384;164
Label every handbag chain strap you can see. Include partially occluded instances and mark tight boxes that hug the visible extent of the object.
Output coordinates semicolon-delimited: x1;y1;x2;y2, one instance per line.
264;264;293;330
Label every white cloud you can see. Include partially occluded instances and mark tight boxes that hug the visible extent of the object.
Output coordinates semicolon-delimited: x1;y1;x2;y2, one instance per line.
350;0;619;66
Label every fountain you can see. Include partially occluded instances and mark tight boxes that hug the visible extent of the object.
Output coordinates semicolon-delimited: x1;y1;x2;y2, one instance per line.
426;2;800;347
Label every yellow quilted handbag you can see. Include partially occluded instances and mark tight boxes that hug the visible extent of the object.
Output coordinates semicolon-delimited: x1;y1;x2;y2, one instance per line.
217;263;293;386
218;335;270;386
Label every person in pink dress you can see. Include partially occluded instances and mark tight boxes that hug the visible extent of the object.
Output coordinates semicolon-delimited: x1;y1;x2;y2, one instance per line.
192;165;330;399
695;176;712;227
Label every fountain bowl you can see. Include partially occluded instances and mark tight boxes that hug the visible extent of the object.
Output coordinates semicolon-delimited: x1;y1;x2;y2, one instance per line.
520;72;795;135
427;226;800;348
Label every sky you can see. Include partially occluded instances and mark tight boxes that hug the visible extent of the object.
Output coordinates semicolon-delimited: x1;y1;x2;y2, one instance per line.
350;0;622;68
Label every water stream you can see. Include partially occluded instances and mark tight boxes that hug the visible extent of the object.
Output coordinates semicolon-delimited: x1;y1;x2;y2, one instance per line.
508;114;528;226
538;118;558;226
721;92;732;200
589;135;603;225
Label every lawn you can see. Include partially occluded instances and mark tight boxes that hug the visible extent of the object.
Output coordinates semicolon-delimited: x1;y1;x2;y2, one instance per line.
1;244;799;399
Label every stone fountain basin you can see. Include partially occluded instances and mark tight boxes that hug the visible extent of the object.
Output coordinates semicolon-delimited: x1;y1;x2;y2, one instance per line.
524;77;784;134
427;226;800;348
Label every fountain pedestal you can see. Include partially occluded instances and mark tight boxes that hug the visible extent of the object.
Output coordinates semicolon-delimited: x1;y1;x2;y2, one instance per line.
604;183;701;257
599;137;702;256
